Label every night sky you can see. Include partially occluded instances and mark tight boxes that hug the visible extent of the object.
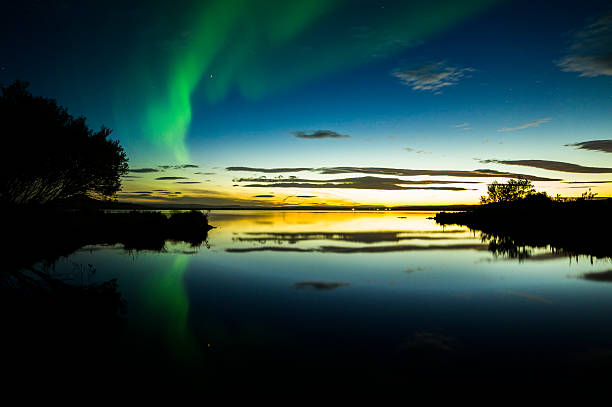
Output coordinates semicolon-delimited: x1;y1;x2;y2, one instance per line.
2;0;611;206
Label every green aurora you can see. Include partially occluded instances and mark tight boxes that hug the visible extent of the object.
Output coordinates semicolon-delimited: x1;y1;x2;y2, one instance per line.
115;0;501;162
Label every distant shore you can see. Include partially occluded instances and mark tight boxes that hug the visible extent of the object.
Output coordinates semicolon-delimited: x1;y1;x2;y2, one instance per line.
109;198;610;212
114;203;479;211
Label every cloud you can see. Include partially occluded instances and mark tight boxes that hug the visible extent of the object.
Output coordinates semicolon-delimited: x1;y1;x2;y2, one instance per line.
478;159;612;173
317;167;559;181
129;165;200;174
243;177;472;191
292;130;350;139
290;281;351;290
405;147;430;154
118;194;161;201
392;61;475;93
236;176;480;185
117;192;277;207
122;175;142;178
557;12;612;77
118;193;182;200
155;176;189;180
296;195;317;198
121;189;182;196
129;168;160;173
243;183;473;191
455;123;470;128
404;266;428;273
497;118;551;132
239;176;479;191
175;181;201;184
226;167;312;173
228;166;560;181
159;164;199;169
253;194;274;198
155;191;181;195
565;139;612;153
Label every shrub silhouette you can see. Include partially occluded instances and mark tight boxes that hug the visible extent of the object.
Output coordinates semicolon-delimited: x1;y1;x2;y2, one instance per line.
579;188;597;200
0;80;129;205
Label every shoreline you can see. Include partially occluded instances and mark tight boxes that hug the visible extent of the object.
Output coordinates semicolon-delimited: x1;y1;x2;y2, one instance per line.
434;198;612;259
4;208;213;274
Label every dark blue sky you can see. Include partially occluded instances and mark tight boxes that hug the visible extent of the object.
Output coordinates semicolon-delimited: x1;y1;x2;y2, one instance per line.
2;0;611;205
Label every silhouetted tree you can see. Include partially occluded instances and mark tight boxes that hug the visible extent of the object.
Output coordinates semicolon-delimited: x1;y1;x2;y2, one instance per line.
0;80;128;204
480;178;535;204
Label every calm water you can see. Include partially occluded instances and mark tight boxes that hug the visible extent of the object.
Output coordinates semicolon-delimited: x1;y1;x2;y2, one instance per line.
44;211;612;382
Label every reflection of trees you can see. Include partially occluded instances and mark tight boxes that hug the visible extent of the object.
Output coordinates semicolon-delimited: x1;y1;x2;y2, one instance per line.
232;231;462;244
482;233;533;260
2;262;127;378
479;231;591;261
437;198;612;260
6;209;211;274
3;209;211;379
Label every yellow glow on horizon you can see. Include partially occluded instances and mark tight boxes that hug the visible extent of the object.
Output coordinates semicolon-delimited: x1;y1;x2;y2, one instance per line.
206;209;469;243
119;171;612;207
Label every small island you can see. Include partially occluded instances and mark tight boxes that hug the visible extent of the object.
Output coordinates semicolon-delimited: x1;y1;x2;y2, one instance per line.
435;179;612;259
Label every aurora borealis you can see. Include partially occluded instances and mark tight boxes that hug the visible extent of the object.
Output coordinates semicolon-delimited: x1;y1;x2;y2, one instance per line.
2;0;611;206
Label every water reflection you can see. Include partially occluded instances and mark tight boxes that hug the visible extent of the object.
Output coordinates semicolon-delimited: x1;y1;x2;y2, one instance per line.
480;231;608;262
213;211;481;255
141;256;200;363
226;243;487;253
582;269;612;282
233;230;466;244
11;210;612;384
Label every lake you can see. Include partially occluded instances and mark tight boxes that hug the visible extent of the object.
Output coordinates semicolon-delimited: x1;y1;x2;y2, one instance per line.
28;210;612;384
